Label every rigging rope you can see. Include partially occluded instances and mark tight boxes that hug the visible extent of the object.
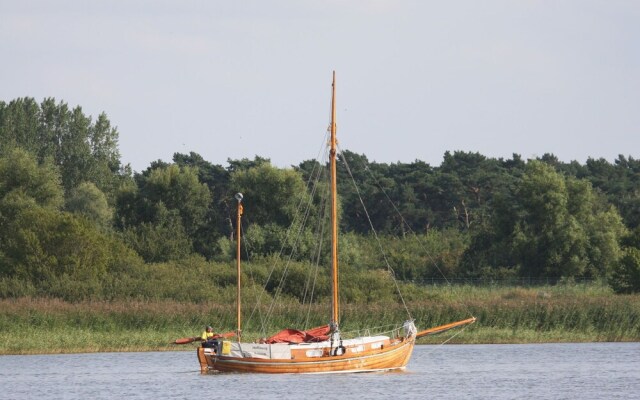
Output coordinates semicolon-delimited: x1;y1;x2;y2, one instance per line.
244;130;331;336
300;169;329;328
243;126;475;339
337;144;413;321
355;155;477;321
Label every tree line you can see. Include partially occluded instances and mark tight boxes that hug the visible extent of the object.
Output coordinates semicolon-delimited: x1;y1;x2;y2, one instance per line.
1;97;639;299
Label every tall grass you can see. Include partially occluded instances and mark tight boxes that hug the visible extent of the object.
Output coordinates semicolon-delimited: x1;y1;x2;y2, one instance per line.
2;283;638;354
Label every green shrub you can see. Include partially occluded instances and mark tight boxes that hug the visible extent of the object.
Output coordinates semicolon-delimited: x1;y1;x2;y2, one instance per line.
610;247;640;294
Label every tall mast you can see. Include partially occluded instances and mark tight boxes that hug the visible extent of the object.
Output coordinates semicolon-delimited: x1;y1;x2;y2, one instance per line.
234;192;244;340
330;71;339;327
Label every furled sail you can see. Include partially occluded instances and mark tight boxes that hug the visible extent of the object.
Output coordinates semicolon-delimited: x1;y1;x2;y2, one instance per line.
264;325;331;344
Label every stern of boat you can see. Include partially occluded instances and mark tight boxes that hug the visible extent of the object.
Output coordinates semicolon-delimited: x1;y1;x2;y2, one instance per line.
197;347;209;373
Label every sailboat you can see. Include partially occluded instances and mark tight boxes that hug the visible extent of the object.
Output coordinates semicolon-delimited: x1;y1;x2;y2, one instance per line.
197;72;476;374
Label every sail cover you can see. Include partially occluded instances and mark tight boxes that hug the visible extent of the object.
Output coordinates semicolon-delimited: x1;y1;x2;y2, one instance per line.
264;325;331;344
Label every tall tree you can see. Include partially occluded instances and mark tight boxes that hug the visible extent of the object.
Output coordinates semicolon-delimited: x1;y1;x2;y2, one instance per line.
65;182;113;230
0;149;137;298
230;162;309;228
0;97;125;200
463;160;626;279
0;98;40;156
88;112;123;199
229;162;318;259
115;163;211;261
0;147;63;211
173;152;231;257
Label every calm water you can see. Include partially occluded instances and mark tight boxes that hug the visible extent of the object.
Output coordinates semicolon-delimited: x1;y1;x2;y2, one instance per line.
1;343;638;399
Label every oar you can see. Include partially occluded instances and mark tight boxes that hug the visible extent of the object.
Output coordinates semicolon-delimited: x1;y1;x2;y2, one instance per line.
172;331;236;345
213;331;236;339
173;336;200;345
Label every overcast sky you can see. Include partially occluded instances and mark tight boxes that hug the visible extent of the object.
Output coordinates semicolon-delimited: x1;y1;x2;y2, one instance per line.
2;1;639;172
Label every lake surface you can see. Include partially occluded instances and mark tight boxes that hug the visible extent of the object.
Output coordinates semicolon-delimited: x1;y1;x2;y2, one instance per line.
1;343;638;399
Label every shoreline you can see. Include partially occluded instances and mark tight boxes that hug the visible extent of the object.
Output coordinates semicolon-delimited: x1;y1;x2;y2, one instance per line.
4;339;639;356
2;329;638;356
2;291;639;355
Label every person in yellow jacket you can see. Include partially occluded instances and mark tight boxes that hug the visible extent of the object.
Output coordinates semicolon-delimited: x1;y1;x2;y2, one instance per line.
201;326;215;341
201;326;218;352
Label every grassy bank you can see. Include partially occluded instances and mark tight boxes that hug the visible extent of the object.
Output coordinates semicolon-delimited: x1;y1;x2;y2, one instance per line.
1;284;639;355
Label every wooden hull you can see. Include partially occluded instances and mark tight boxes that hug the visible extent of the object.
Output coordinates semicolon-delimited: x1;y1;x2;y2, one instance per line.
198;336;415;374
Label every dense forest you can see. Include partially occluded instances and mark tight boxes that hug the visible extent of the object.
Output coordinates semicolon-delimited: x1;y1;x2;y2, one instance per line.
1;97;640;302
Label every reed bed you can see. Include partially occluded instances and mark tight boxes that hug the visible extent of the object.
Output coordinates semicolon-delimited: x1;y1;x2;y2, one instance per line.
1;284;638;355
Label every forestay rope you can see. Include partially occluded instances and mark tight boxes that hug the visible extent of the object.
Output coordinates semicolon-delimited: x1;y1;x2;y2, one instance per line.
337;144;413;320
352;153;477;321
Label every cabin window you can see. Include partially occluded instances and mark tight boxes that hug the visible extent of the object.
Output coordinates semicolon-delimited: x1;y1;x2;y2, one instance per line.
306;350;323;357
350;345;365;353
370;342;383;349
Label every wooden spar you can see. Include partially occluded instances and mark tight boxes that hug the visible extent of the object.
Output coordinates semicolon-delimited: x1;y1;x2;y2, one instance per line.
174;337;198;344
415;317;477;338
330;71;339;328
235;193;244;340
214;331;237;339
174;331;236;345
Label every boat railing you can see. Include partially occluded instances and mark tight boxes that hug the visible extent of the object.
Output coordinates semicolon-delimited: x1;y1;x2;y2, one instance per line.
341;323;405;339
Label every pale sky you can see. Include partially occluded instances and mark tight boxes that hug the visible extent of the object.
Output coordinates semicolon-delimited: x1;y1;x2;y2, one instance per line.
2;1;639;172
